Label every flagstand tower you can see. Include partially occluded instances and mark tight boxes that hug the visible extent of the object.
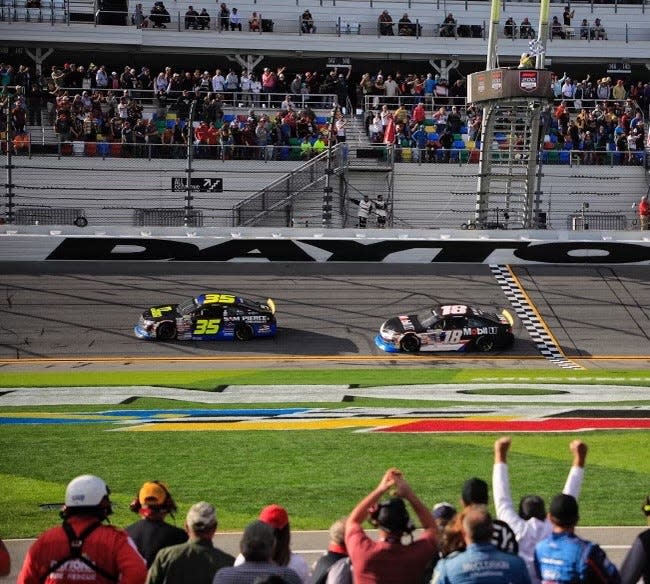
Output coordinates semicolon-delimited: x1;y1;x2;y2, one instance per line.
467;0;554;228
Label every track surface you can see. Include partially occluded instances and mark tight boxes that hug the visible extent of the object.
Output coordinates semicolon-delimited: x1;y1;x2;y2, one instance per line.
1;264;649;365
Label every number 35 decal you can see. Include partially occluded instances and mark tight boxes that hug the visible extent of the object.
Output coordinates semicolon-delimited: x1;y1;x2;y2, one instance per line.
194;319;221;335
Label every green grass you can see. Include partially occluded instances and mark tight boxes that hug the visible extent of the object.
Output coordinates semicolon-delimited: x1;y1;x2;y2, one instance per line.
2;368;650;388
1;368;649;538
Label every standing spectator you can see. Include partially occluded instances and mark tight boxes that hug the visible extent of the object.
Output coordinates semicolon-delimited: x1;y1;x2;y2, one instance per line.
434;506;530;584
218;3;229;31
374;193;387;227
612;79;627;101
534;494;620;584
197;8;210;29
234;505;309;583
638;194;649;230
493;437;587;584
225;69;239;103
145;502;234;584
229;7;241;30
132;3;145;27
356;194;373;228
301;9;314;33
184;6;198;29
378;10;394;35
214;521;301;584
126;481;187;568
620;495;650;583
310;517;348;584
344;468;437;583
563;5;574;27
211;69;225;94
17;474;147;584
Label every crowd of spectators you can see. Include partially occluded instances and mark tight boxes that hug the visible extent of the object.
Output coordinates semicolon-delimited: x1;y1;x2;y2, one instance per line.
14;438;650;584
0;59;648;164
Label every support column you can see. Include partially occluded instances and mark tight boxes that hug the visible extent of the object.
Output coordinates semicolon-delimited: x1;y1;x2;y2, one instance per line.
24;47;54;76
427;59;459;81
227;54;264;74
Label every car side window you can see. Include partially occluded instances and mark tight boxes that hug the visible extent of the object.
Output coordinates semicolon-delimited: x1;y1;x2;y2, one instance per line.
201;306;223;319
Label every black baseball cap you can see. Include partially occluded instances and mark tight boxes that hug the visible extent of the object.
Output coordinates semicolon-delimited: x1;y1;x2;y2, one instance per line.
462;477;488;505
549;494;579;527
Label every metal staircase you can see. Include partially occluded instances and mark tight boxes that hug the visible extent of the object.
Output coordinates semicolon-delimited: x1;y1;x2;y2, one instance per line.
475;98;545;229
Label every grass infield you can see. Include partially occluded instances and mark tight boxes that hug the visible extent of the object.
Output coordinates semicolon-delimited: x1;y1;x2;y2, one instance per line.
1;367;649;538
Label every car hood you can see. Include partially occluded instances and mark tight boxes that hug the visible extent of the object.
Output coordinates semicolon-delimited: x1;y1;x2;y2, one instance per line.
382;315;421;334
141;304;181;321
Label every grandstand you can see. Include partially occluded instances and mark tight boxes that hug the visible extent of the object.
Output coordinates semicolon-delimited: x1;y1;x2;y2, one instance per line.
1;0;649;231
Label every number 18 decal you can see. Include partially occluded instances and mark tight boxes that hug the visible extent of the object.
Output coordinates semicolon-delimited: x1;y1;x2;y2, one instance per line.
441;305;467;316
445;330;463;343
194;319;221;335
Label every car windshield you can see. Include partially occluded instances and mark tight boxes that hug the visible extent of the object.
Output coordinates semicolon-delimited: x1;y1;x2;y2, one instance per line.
178;297;198;315
417;308;439;329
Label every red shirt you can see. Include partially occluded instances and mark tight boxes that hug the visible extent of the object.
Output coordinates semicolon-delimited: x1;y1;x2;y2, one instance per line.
18;516;147;584
345;523;437;584
639;198;650;217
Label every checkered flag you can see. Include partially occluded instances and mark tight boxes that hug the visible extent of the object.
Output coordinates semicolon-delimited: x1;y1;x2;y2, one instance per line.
527;38;544;56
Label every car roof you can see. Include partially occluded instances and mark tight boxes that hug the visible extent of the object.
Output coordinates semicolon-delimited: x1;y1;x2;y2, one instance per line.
195;293;241;306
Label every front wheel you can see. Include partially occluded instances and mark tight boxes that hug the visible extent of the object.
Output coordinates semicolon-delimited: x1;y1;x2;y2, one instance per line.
400;334;421;353
234;324;254;341
157;321;176;341
475;335;495;352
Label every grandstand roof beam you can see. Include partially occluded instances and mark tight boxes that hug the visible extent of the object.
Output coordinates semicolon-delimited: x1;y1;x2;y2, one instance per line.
226;54;264;74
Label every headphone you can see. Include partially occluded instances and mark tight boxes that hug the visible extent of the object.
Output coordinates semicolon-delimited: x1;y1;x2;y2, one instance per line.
130;481;177;515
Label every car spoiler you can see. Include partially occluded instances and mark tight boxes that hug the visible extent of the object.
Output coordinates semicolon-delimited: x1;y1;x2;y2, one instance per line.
266;298;276;315
501;309;514;326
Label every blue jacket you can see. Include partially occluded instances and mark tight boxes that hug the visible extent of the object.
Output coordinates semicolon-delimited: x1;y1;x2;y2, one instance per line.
534;531;621;584
433;542;531;584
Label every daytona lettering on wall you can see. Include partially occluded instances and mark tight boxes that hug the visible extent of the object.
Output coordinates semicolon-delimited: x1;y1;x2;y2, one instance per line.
31;237;650;264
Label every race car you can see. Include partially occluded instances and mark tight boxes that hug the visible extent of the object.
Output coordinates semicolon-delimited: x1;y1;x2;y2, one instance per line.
375;304;514;353
134;292;276;342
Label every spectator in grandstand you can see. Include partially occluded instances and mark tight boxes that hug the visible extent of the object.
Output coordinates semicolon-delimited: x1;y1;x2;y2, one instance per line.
214;521;301;584
197;8;210;29
149;1;170;28
579;18;590;39
229;7;241;31
132;3;145;27
504;16;516;39
300;9;315;34
433;507;530;584
612;79;627;101
344;468;437;583
398;13;415;36
592;18;607;39
492;437;588;584
218;3;229;31
378;10;394;36
232;506;308;582
146;502;234;584
17;474;147;584
596;77;611;100
184;6;199;29
551;16;565;39
620;495;650;582
519;17;534;39
248;11;260;31
440;13;458;38
563;6;574;27
534;494;620;584
638;194;650;230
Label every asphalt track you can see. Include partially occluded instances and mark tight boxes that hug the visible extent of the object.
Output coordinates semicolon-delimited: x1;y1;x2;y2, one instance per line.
0;263;649;367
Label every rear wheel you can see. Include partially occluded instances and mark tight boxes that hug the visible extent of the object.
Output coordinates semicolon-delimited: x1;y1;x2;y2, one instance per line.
234;324;254;341
475;335;495;352
400;334;421;353
157;321;176;341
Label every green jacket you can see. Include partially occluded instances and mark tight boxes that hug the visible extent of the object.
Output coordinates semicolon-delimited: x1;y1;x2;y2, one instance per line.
146;538;235;584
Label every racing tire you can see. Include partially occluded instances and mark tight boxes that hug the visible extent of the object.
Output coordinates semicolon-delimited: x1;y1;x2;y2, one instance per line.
234;324;254;342
157;321;176;341
400;334;421;353
475;335;495;352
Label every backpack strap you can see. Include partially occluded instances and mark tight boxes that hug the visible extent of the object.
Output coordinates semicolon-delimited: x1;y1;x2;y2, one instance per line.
41;521;119;583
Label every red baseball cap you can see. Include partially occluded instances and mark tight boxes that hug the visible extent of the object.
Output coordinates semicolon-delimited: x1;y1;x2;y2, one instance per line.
259;504;289;529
